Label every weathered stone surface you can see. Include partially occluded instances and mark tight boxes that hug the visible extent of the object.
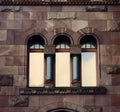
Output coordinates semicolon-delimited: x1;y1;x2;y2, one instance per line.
107;20;120;31
0;66;18;75
112;75;120;85
29;96;40;107
48;12;75;20
88;20;107;31
7;20;22;29
84;106;102;112
0;30;7;41
9;96;28;107
106;65;120;74
86;5;107;12
111;94;120;106
0;96;9;107
0;6;22;12
14;75;26;87
44;45;55;54
0;12;14;20
70;46;81;54
88;12;113;20
62;6;86;12
0;75;13;86
72;20;88;32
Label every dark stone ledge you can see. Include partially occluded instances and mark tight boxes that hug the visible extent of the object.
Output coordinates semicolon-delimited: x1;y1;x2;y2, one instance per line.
20;87;107;95
0;0;119;5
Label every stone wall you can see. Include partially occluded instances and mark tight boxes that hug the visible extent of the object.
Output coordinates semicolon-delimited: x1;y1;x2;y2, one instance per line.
0;5;119;112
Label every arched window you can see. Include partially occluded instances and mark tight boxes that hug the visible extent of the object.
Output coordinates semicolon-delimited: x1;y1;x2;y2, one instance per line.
54;35;71;87
80;35;98;87
27;35;45;87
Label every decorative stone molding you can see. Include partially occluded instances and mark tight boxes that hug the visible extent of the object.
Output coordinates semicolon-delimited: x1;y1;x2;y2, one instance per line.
9;96;28;107
0;75;13;86
20;87;107;95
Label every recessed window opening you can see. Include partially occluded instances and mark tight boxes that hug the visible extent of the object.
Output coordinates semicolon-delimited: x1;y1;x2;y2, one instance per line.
27;35;45;87
80;35;98;87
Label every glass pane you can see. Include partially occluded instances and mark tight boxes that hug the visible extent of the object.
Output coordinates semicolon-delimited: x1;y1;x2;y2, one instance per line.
66;44;70;49
91;44;96;48
35;44;40;49
86;43;91;48
29;52;44;87
82;52;97;87
56;52;70;87
61;43;65;48
30;45;35;49
81;44;85;48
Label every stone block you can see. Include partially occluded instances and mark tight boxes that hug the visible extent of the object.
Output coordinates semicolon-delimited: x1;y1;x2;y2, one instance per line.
0;75;13;86
0;30;7;41
0;66;18;75
0;20;7;29
53;20;71;30
84;106;102;112
88;12;113;20
0;108;9;112
108;6;120;11
0;96;9;107
14;75;26;87
62;6;86;12
72;20;88;32
44;45;55;54
112;75;120;85
86;5;107;12
6;30;15;45
23;6;50;12
113;12;120;19
76;12;89;20
0;12;14;20
29;96;40;107
9;96;28;107
0;56;5;66
48;12;75;20
29;12;39;20
94;95;111;106
7;20;22;29
88;20;107;31
107;20;120;31
50;6;62;12
84;96;95;106
18;66;26;75
111;94;120;106
70;46;81;54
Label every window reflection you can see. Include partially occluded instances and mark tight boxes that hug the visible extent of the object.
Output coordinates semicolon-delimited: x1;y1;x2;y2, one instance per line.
81;52;97;87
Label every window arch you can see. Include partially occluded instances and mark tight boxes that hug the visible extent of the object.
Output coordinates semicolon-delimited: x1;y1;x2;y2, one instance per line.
80;35;98;87
27;35;45;87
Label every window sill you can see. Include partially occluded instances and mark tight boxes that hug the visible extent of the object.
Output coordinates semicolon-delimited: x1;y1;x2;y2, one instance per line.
20;87;107;95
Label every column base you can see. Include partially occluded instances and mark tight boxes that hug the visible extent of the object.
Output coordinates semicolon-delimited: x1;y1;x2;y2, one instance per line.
45;80;54;88
72;80;81;87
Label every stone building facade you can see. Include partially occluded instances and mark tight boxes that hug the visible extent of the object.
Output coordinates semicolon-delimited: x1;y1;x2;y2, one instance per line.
0;1;120;112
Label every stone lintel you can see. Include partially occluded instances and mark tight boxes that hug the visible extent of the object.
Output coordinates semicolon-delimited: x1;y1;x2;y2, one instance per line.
70;46;81;54
44;45;55;54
